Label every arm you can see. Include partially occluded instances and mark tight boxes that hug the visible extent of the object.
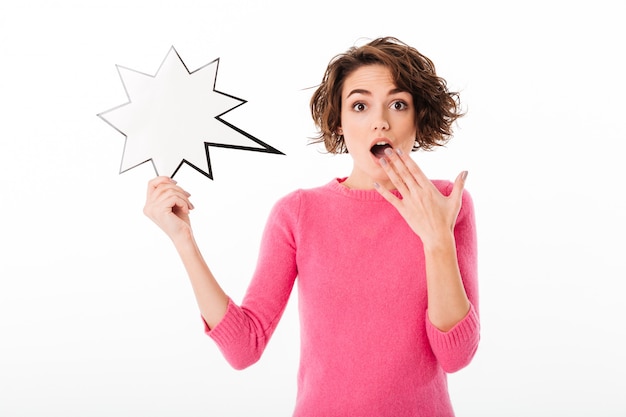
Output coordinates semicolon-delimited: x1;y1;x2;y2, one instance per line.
424;187;479;372
376;150;480;371
144;176;299;369
376;149;472;330
143;176;228;329
423;230;470;331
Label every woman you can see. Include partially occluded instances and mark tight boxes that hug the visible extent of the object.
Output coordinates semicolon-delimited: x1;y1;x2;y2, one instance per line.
144;36;479;416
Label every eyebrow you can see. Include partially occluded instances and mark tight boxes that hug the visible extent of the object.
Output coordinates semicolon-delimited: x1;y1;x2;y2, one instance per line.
345;87;407;99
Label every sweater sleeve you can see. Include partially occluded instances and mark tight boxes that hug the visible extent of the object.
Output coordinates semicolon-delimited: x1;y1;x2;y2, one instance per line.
425;187;480;373
204;191;300;370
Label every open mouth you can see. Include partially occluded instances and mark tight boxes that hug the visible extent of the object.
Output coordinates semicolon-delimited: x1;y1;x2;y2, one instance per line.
370;141;392;158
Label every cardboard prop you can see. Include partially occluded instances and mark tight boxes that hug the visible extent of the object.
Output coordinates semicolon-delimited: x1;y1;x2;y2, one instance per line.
98;47;283;179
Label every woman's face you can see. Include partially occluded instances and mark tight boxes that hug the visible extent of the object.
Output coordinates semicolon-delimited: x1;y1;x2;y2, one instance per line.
338;64;417;190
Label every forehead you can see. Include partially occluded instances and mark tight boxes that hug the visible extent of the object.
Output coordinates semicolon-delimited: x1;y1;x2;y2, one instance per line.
342;64;399;96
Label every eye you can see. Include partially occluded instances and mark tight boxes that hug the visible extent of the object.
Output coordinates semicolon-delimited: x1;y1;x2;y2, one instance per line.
352;102;367;112
391;100;408;111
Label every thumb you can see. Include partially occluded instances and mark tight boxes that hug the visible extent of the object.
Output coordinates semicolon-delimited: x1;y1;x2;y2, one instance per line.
451;170;468;201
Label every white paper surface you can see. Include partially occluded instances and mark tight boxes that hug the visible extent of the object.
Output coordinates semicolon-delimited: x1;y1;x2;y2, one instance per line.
98;46;283;179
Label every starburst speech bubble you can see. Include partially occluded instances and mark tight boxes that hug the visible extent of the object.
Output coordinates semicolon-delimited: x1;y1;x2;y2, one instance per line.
97;47;284;179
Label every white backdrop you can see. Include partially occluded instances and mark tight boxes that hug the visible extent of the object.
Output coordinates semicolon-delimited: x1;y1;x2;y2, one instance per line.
1;1;624;416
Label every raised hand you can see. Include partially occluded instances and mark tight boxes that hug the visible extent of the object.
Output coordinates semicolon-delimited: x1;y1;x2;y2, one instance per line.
143;176;195;241
374;147;467;249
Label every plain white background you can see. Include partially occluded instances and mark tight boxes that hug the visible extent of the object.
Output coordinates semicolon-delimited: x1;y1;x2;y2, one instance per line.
1;1;624;416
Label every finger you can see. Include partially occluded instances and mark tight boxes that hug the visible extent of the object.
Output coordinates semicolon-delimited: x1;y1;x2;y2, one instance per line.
147;181;194;213
373;181;402;210
384;148;434;194
450;170;468;203
379;156;410;195
158;188;194;210
151;183;190;200
170;195;192;214
146;191;193;219
148;178;190;201
168;193;194;211
394;148;436;190
147;176;177;199
148;175;175;190
382;148;419;192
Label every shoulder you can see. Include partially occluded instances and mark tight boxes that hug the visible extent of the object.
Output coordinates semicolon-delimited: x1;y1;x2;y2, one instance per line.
274;180;338;208
270;181;327;211
266;183;335;231
270;189;303;218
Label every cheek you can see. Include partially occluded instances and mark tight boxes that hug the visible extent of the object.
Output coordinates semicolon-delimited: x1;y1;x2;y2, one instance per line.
398;127;417;151
343;138;360;156
391;112;416;133
398;121;417;138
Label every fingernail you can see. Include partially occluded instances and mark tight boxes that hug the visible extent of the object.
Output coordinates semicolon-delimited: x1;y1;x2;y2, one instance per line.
396;148;403;156
379;157;388;166
384;148;393;156
461;171;468;180
373;182;380;189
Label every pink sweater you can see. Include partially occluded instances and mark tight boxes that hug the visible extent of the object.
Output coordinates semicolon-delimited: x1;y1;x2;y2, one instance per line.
206;178;480;416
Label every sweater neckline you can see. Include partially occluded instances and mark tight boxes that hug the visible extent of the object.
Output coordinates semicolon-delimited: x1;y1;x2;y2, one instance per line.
326;178;402;201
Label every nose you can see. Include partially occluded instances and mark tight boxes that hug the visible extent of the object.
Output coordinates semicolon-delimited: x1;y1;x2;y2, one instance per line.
372;109;389;131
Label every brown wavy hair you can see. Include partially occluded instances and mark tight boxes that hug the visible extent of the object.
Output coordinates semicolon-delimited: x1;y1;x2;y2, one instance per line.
310;37;464;154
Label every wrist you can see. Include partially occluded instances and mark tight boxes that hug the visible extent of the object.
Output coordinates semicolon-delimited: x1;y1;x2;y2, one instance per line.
171;226;195;250
422;231;456;254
